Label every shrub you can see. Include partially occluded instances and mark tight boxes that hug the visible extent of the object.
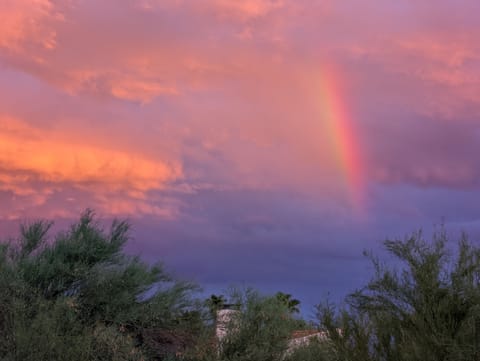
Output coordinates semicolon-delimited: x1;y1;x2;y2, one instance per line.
0;210;199;361
317;229;480;361
218;289;298;361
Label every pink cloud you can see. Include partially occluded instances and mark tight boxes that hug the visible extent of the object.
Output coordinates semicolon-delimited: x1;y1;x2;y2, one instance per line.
1;0;480;221
210;0;285;20
0;0;293;102
0;0;63;51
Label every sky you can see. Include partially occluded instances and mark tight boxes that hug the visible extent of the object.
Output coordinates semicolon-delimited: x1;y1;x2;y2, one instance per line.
1;0;480;315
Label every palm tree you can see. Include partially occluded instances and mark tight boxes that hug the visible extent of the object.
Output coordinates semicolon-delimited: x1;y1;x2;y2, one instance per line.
275;292;301;314
206;294;227;319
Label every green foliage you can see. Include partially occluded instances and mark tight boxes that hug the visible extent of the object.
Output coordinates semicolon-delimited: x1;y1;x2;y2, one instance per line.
316;228;480;361
205;294;227;320
275;292;301;314
3;211;315;361
0;210;199;361
18;219;53;259
6;211;479;361
316;301;373;361
284;339;335;361
218;288;297;361
10;296;143;361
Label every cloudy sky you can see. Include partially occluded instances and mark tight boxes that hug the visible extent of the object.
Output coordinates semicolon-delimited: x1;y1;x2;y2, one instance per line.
1;0;480;313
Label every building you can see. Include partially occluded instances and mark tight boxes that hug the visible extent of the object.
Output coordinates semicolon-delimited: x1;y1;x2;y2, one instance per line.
215;305;328;355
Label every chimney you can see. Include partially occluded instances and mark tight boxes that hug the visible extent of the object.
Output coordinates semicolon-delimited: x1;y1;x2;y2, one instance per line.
215;304;240;342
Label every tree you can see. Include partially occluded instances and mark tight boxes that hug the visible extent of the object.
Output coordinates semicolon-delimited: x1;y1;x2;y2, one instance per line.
206;294;227;320
0;210;199;361
275;292;301;314
317;228;480;361
217;288;298;361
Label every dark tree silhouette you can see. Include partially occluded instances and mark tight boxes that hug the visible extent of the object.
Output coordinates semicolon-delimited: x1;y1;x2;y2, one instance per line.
275;292;301;314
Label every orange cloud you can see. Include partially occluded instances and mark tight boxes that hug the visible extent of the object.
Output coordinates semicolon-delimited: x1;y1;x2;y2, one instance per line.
0;116;183;219
0;117;182;196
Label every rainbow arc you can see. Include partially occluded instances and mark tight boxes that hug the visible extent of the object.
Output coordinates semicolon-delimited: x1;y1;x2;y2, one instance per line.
317;66;365;213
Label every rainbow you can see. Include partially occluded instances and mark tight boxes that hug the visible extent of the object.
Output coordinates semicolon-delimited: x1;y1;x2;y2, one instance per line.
317;66;365;212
